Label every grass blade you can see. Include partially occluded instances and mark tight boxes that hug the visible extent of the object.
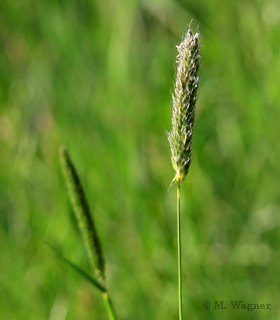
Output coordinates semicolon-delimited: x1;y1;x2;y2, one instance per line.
45;241;106;293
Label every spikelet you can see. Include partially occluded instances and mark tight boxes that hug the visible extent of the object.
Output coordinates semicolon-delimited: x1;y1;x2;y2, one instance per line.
59;146;106;285
168;28;200;186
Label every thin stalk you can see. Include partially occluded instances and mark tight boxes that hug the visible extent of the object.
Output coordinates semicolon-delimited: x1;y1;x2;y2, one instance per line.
102;292;117;320
177;183;183;320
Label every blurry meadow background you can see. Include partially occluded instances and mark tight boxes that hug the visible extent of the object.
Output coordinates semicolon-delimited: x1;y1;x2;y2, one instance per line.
1;0;280;319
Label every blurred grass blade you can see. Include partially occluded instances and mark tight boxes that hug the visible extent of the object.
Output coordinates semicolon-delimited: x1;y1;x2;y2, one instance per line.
59;145;106;283
45;241;106;293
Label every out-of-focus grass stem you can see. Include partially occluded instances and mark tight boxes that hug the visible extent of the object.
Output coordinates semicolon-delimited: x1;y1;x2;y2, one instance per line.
103;293;117;320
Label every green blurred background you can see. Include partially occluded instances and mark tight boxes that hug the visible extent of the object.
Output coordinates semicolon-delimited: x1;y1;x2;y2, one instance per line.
1;0;280;319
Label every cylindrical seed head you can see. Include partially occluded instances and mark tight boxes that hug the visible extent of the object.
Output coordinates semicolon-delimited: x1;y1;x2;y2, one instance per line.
168;28;200;186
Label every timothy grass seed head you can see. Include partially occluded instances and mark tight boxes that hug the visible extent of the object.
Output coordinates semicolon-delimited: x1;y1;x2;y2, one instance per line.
168;28;200;186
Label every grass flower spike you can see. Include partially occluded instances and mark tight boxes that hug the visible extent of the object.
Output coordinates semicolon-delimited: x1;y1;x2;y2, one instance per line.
168;27;200;320
59;146;106;283
168;28;200;187
59;146;117;320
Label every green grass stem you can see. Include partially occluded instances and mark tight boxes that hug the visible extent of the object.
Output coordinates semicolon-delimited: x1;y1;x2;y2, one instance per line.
177;183;183;320
103;293;117;320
